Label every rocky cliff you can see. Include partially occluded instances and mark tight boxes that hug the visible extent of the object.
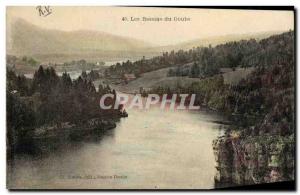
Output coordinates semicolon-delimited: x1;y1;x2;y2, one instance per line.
213;129;294;188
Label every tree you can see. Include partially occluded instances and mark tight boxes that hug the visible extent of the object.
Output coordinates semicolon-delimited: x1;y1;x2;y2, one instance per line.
190;62;200;78
7;93;35;147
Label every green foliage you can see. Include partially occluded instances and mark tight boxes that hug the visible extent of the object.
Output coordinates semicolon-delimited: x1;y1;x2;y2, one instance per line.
190;62;200;78
7;93;35;146
7;66;121;139
81;70;100;81
7;55;39;67
145;31;294;137
108;31;294;80
62;59;99;71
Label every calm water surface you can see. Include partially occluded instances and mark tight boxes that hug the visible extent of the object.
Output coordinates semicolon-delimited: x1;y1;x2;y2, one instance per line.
9;104;226;189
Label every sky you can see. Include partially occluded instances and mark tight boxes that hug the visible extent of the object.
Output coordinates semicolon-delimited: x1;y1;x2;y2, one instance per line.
7;7;294;46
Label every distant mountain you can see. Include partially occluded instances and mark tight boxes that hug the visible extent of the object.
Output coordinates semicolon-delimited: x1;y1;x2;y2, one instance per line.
153;31;284;52
7;18;284;63
7;19;156;62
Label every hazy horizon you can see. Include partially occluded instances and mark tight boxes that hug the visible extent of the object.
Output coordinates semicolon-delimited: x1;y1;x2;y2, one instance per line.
7;7;294;46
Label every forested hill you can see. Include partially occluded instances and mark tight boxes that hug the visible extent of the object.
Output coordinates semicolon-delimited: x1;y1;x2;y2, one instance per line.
106;31;294;78
7;19;156;63
141;30;295;186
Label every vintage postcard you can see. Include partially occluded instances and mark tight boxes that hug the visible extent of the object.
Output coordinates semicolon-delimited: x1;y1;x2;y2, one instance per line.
6;6;295;189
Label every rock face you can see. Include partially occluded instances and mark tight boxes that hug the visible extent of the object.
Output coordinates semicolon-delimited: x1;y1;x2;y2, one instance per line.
213;133;294;188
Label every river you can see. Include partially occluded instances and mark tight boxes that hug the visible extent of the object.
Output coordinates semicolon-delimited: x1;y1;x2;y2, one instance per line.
8;104;226;189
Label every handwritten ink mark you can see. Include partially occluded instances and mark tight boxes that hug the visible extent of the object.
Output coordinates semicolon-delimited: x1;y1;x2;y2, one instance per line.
36;6;52;17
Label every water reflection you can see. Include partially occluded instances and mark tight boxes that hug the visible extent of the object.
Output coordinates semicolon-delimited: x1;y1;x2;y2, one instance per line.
8;106;226;189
